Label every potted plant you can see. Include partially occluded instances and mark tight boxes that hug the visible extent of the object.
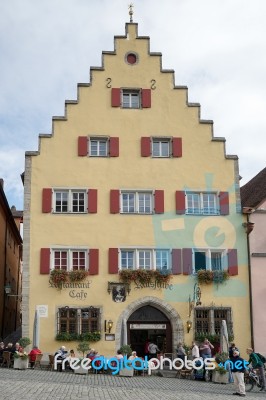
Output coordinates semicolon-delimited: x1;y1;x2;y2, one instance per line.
119;344;132;357
212;352;229;384
13;351;29;370
19;337;31;350
118;344;134;377
74;342;91;374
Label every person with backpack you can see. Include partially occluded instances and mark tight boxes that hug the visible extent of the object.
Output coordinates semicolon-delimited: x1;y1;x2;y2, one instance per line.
246;348;266;391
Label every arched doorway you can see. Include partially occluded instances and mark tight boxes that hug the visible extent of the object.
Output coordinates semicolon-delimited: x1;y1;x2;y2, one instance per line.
115;296;184;354
128;305;171;357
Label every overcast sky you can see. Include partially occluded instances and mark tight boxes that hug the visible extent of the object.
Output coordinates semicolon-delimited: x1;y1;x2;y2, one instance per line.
1;0;265;210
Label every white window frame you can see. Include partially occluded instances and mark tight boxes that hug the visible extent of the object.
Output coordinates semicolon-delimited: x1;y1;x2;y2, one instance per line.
51;248;88;271
53;189;87;213
121;190;153;214
89;137;108;157
193;248;227;273
122;89;140;109
119;248;171;271
186;192;219;215
152;138;171;158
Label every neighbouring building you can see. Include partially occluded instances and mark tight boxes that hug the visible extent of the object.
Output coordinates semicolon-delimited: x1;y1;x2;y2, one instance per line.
23;17;251;358
241;166;266;354
0;179;23;340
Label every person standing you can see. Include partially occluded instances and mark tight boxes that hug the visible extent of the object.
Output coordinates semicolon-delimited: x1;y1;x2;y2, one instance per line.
199;338;214;359
191;341;200;359
231;350;246;396
148;342;160;360
229;342;239;360
176;342;186;361
246;348;266;392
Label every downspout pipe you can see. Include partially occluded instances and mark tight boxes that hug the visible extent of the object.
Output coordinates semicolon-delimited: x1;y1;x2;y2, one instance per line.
246;213;254;350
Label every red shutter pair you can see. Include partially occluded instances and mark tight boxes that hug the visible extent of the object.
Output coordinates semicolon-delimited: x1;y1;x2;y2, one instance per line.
110;190;164;214
78;137;119;157
42;188;97;213
175;191;230;215
40;248;99;275
111;88;151;108
181;248;238;275
141;137;182;157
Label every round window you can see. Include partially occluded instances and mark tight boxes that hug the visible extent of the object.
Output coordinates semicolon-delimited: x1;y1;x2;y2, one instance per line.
126;53;137;65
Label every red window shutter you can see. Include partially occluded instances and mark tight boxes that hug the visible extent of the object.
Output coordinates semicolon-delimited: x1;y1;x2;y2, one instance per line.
172;138;182;157
141;137;151;157
154;190;164;214
109;248;119;274
142;89;151;108
220;192;229;215
176;191;186;214
42;188;52;213
172;249;182;275
40;248;50;274
111;88;121;107
88;189;97;213
89;249;99;275
183;248;192;275
110;190;120;213
78;136;88;156
228;249;238;276
109;137;119;157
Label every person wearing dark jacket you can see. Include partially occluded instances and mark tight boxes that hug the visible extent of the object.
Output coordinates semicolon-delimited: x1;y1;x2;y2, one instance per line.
231;350;247;396
246;347;266;392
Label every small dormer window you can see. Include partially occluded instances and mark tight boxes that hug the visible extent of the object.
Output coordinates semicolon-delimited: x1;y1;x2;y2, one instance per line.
122;90;140;109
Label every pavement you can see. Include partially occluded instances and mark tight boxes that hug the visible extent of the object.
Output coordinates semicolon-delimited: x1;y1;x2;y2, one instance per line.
0;368;264;400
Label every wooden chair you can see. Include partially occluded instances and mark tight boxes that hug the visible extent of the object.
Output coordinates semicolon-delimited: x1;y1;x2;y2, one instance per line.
48;354;55;371
1;351;12;368
33;353;43;369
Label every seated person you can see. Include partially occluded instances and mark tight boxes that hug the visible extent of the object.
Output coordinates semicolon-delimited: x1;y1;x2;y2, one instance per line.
54;345;68;370
29;346;42;368
128;351;138;361
54;345;68;360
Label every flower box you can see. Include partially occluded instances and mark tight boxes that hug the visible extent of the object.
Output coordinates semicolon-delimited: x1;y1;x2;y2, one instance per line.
13;357;29;370
74;365;88;374
212;370;229;384
119;367;134;377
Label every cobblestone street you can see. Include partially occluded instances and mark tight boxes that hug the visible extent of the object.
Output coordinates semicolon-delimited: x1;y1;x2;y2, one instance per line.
0;369;264;400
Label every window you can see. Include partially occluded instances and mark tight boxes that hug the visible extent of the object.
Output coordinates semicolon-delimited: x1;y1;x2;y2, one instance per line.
120;249;171;271
121;191;152;214
52;249;87;271
195;307;233;337
186;192;219;215
54;189;86;213
152;139;170;157
57;307;99;335
122;90;140;109
194;249;225;273
90;138;108;156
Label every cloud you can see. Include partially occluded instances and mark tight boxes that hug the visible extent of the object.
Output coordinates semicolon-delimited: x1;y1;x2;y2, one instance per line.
1;0;266;208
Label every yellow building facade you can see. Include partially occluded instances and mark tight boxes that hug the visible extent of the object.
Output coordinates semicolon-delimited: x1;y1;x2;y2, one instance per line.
23;22;251;357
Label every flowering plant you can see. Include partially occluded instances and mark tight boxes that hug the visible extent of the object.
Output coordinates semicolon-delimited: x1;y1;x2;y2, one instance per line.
196;270;229;285
49;269;89;289
119;269;172;285
13;351;28;361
